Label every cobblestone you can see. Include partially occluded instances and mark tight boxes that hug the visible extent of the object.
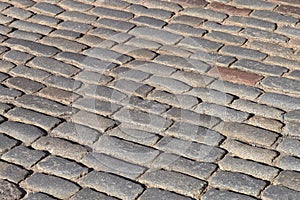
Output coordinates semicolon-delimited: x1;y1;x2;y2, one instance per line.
127;4;173;20
0;133;18;154
79;171;144;200
178;36;223;52
139;188;193;200
277;138;300;158
139;169;206;198
0;161;29;183
31;2;64;15
59;0;93;12
262;185;300;200
28;14;61;26
40;36;87;53
0;84;22;101
232;0;276;9
241;27;289;43
91;6;133;20
81;152;146;179
283;122;300;137
276;4;300;16
6;77;44;94
59;11;97;23
220;45;267;60
251;10;299;24
2;145;45;168
23;192;57;200
9;30;42;41
276;156;300;172
3;50;33;65
146;76;191;93
6;107;61;131
210;170;267;197
0;180;23;200
172;15;205;26
131;16;166;28
258;92;300;111
9;20;53;35
182;7;228;22
203;189;257;200
227;16;276;31
0;121;44;146
274;170;300;192
205;30;247;45
22;173;79;199
58;21;92;33
247;115;283;132
38;87;80;104
127;60;176;76
36;155;88;180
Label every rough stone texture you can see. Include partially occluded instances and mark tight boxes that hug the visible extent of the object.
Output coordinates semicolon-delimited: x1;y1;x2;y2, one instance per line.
0;180;23;200
274;171;300;192
262;185;300;200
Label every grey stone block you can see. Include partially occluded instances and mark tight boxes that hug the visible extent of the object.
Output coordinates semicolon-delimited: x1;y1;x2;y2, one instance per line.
172;15;205;26
248;40;293;58
215;122;279;147
112;79;154;97
9;20;53;35
283;122;300;137
44;75;82;91
36;155;88;179
0;102;12;114
203;189;257;200
195;102;250;123
75;70;113;85
0;60;15;73
274;171;300;192
0;180;23;200
262;76;300;94
139;169;206;197
0;161;29;183
220;45;267;60
2;146;45;168
145;75;191;93
9;30;42;41
93;135;160;165
59;11;97;23
50;29;81;40
84;47;132;64
258;92;300;111
262;185;300;200
182;7;228;22
139;188;193;200
241;27;289;43
23;192;57;200
126;37;162;50
219;155;280;180
0;134;18;154
178;36;223;51
40;36;87;53
277;138;300;158
289;70;300;80
0;84;22;101
71;110;115;132
127;4;173;19
0;121;44;146
58;21;92;33
210;171;267;196
131;16;166;28
265;56;300;70
81;152;146;179
96;18;135;32
285;110;300;123
6;107;61;131
277;156;300;172
111;66;151;82
10;65;50;81
156;136;226;162
79;171;144;200
3;50;33;65
29;14;61;26
277;25;300;39
91;6;133;20
232;0;276;9
22;173;80;199
31;2;64;15
129;27;183;45
6;77;44;94
59;0;93;12
126;60;176;76
227;16;276;31
144;0;182;12
251;10;298;24
70;188;118;200
32;136;88;161
163;23;206;36
203;21;242;32
205;30;247;45
171;71;214;88
151;153;217;180
51;122;99;146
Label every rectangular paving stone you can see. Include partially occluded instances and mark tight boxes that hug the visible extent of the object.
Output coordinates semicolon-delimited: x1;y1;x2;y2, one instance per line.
258;92;300;111
58;11;97;23
247;115;283;133
0;179;23;199
276;156;300;172
6;107;61;131
36;155;88;180
0;133;18;154
9;65;51;81
28;13;60;26
262;185;300;200
71;110;115;132
145;75;191;94
165;121;225;146
75;70;113;85
156;136;226;162
277;138;300;158
32;136;88;161
21;173;80;199
203;189;257;200
187;87;234;105
0;60;15;73
178;36;223;52
215;122;279;147
164;23;207;37
111;66;151;82
57;21;93;33
171;71;214;88
195;102;250;123
15;94;74;117
127;4;173;20
59;0;93;12
251;10;298;24
227;16;276;31
1;146;45;168
44;75;82;91
139;188;193;200
148;90;199;109
231;99;284;119
262;76;300;94
165;107;221;129
126;60;176;76
0;161;29;183
220;45;267;60
38;87;80;105
93;135;160;165
9;20;53;35
240;27;289;43
283;122;300;137
112;79;154;97
254;41;294;58
40;36;87;53
284;110;300;124
112;45;157;61
139;169;206;198
23;192;57;200
152;153;217;180
219;155;280;181
144;0;182;12
0;84;22;101
28;56;80;77
0;72;8;83
203;21;242;33
9;30;42;41
50;29;81;40
3;50;33;64
274;170;300;192
6;77;44;94
221;139;278;164
158;45;192;58
154;55;210;73
210;170;267;197
131;16;166;28
232;0;276;9
79;171;144;200
182;7;228;22
191;50;236;67
107;125;160;146
51;122;100;146
0;121;44;146
95;18;135;32
0;103;12;115
81;152;146;180
265;56;300;70
208;2;252;16
289;70;300;80
31;2;64;15
126;37;162;50
276;4;300;16
71;188;118;200
91;6;134;20
205;30;247;45
129;27;183;45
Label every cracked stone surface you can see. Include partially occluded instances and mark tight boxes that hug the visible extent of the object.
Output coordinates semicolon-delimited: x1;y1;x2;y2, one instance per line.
0;0;299;199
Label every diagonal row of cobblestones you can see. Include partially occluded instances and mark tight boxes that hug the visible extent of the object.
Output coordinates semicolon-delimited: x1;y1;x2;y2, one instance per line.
0;0;299;199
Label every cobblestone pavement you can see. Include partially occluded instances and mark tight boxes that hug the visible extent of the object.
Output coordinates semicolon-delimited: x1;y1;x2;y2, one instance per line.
0;0;299;199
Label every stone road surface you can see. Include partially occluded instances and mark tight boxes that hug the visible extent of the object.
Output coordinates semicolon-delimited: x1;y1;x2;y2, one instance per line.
0;0;299;199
